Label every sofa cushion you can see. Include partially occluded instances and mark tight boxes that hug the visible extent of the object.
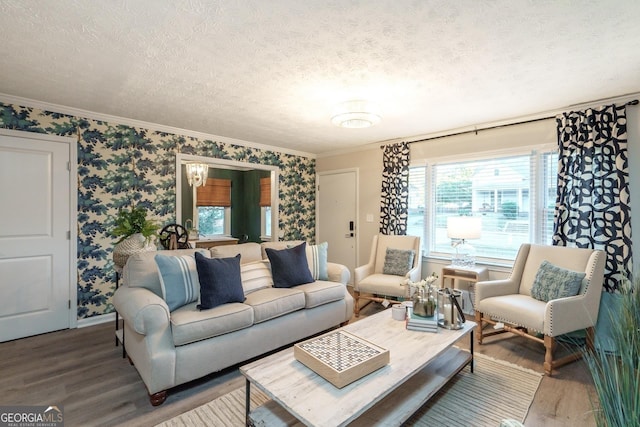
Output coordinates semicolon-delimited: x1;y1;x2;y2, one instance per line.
195;252;245;310
125;248;207;297
244;287;306;323
210;242;262;264
265;242;314;288
294;280;345;308
357;273;408;298
240;260;274;295
261;240;328;280
154;253;200;311
306;242;328;281
170;302;254;346
477;294;546;332
260;240;304;260
382;247;415;276
530;260;585;302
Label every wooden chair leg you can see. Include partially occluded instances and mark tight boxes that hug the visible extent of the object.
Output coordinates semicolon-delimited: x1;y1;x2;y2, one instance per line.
354;290;360;317
544;335;556;376
475;311;483;344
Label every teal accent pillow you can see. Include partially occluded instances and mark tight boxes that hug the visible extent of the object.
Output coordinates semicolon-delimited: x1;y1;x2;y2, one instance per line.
155;254;200;312
531;260;585;302
266;242;314;288
306;241;328;280
195;252;245;310
383;248;415;276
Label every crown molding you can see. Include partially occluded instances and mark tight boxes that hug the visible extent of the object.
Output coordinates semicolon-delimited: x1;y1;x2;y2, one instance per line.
0;93;316;159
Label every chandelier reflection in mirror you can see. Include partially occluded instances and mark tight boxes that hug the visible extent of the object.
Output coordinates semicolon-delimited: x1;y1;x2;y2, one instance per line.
186;163;209;187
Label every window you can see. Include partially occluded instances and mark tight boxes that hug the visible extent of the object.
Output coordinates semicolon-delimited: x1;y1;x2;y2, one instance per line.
261;206;272;239
197;206;228;236
195;178;231;237
408;149;558;262
259;177;272;239
407;166;426;239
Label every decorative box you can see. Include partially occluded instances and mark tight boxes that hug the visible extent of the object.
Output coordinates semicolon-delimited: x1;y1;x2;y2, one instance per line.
293;330;389;388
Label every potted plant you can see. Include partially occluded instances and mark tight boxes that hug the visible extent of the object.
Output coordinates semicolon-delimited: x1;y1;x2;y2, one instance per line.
584;277;639;426
111;205;159;269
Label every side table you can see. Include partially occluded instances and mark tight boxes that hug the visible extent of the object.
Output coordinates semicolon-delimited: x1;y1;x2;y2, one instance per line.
441;265;489;315
114;267;126;358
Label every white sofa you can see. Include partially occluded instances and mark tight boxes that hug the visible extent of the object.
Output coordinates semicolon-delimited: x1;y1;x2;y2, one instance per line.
113;241;353;405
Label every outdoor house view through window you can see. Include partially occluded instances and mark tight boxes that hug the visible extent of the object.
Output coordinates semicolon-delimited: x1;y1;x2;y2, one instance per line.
408;150;558;261
198;206;226;236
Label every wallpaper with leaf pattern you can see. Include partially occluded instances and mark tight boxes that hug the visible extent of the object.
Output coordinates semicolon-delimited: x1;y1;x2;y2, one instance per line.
0;101;316;319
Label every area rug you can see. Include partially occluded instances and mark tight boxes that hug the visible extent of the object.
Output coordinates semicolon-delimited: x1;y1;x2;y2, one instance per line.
156;353;542;427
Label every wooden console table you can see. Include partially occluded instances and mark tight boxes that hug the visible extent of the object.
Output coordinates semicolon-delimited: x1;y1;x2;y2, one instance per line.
190;237;238;249
441;265;489;289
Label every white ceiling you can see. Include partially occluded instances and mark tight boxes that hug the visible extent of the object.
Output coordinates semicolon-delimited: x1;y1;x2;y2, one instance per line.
1;0;640;155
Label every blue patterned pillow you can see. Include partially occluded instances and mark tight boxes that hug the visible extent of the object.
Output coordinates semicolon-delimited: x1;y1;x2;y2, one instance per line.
383;248;415;276
155;254;200;311
531;260;585;302
306;241;328;281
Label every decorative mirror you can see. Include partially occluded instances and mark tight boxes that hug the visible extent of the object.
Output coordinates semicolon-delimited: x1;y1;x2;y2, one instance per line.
176;154;279;247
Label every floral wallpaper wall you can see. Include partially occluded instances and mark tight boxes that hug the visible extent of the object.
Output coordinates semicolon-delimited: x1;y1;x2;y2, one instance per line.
0;101;316;319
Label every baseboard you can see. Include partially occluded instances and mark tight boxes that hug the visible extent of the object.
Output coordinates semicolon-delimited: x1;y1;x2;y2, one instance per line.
78;312;116;328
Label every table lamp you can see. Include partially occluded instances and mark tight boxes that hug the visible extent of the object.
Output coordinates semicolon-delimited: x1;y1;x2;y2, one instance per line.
447;216;482;267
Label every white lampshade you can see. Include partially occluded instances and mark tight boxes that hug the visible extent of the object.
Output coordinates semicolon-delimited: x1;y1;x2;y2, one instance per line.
447;217;482;240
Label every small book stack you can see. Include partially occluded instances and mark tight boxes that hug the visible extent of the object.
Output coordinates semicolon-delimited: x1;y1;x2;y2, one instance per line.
406;310;438;332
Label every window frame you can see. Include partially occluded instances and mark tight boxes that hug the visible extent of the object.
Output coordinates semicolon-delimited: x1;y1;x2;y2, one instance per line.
260;206;272;241
409;144;558;264
195;205;231;237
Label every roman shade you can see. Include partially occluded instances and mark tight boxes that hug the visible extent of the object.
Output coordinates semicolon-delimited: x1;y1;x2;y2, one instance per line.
259;177;271;207
196;178;231;207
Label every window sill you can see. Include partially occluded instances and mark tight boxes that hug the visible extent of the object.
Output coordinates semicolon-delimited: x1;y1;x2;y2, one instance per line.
422;254;514;272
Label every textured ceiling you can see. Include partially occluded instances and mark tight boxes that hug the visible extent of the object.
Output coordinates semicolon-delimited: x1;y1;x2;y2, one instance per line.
1;0;640;155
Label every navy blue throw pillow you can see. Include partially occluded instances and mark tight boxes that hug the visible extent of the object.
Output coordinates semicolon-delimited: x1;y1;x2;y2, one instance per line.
265;242;315;288
194;252;245;310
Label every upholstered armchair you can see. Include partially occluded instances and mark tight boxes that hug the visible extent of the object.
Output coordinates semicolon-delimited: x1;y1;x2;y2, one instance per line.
475;243;605;375
353;234;422;316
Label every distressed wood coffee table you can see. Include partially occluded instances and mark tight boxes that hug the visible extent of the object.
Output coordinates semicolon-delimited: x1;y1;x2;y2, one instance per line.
240;309;476;426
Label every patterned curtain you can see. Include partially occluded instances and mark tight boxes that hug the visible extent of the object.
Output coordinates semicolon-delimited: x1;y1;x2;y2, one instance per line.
553;103;632;292
379;142;410;235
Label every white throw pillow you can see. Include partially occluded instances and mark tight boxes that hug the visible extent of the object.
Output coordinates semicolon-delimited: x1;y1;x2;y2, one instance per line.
240;260;274;295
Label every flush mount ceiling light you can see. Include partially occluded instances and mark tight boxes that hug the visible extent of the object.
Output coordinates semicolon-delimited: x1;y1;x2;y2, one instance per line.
331;100;381;128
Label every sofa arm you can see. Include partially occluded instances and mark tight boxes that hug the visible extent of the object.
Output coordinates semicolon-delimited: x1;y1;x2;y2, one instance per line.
113;286;171;336
354;263;374;287
545;291;602;336
327;262;350;285
406;266;421;283
475;279;520;303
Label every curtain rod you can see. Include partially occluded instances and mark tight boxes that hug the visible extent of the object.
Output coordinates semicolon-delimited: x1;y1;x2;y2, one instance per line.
381;99;639;148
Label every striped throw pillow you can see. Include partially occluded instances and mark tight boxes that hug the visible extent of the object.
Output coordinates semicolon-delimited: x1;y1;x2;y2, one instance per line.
306;242;328;281
155;254;200;311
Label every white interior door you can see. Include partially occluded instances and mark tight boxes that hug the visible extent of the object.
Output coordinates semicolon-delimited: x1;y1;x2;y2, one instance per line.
0;131;73;342
317;170;357;284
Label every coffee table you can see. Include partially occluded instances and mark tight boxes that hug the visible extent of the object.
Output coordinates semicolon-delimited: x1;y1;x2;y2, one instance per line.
240;309;476;426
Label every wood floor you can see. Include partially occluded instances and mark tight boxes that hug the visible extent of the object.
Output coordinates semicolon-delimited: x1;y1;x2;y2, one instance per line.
0;302;599;427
